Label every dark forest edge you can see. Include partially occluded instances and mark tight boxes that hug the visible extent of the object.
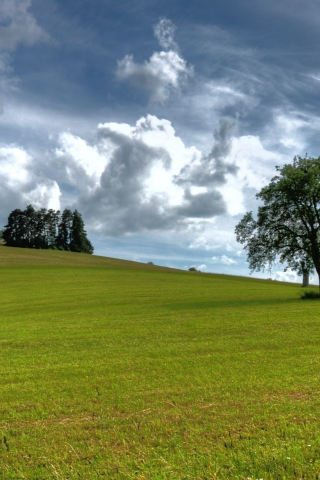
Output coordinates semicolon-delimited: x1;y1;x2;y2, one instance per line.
1;205;94;254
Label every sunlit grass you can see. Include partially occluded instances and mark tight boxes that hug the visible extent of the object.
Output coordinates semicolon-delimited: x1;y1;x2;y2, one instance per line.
0;246;320;478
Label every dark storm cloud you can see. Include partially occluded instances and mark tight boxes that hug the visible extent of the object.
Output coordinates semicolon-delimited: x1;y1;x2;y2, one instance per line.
50;153;96;192
174;117;238;188
167;117;239;220
75;125;178;236
175;188;226;218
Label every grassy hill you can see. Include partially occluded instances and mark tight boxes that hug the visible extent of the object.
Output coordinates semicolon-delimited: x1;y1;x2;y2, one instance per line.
0;243;175;269
0;245;319;479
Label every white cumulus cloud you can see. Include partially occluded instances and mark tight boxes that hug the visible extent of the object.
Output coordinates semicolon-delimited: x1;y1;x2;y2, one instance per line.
117;51;192;103
212;255;237;265
56;132;110;180
45;114;240;236
0;145;61;219
189;236;221;251
273;269;297;283
215;134;283;215
42;112;285;237
117;18;193;102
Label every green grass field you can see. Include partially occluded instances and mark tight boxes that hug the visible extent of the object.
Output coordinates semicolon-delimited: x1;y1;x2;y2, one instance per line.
1;245;320;479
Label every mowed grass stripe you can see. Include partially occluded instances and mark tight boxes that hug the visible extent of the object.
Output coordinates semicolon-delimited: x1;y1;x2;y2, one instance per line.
0;248;320;478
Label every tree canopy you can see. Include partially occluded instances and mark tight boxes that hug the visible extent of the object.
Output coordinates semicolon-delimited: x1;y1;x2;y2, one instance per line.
2;205;94;254
235;155;320;288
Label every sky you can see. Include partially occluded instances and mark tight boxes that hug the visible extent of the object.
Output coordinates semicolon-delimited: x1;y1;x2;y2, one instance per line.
1;0;320;282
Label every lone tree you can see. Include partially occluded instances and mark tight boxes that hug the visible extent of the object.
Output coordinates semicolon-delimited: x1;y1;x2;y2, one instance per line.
235;155;320;290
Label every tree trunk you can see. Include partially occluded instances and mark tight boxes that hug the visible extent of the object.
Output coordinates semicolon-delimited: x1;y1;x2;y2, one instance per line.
302;272;309;287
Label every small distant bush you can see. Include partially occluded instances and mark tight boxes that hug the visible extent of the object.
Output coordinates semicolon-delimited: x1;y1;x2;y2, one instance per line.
188;267;197;272
147;262;154;265
301;290;320;300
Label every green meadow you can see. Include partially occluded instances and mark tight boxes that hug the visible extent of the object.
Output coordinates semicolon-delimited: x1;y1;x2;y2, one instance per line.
1;245;320;479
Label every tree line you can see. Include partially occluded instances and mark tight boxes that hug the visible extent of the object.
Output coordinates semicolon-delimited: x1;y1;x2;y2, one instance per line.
2;205;94;254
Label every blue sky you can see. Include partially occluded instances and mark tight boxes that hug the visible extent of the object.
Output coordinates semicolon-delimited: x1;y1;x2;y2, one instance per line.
1;0;320;281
